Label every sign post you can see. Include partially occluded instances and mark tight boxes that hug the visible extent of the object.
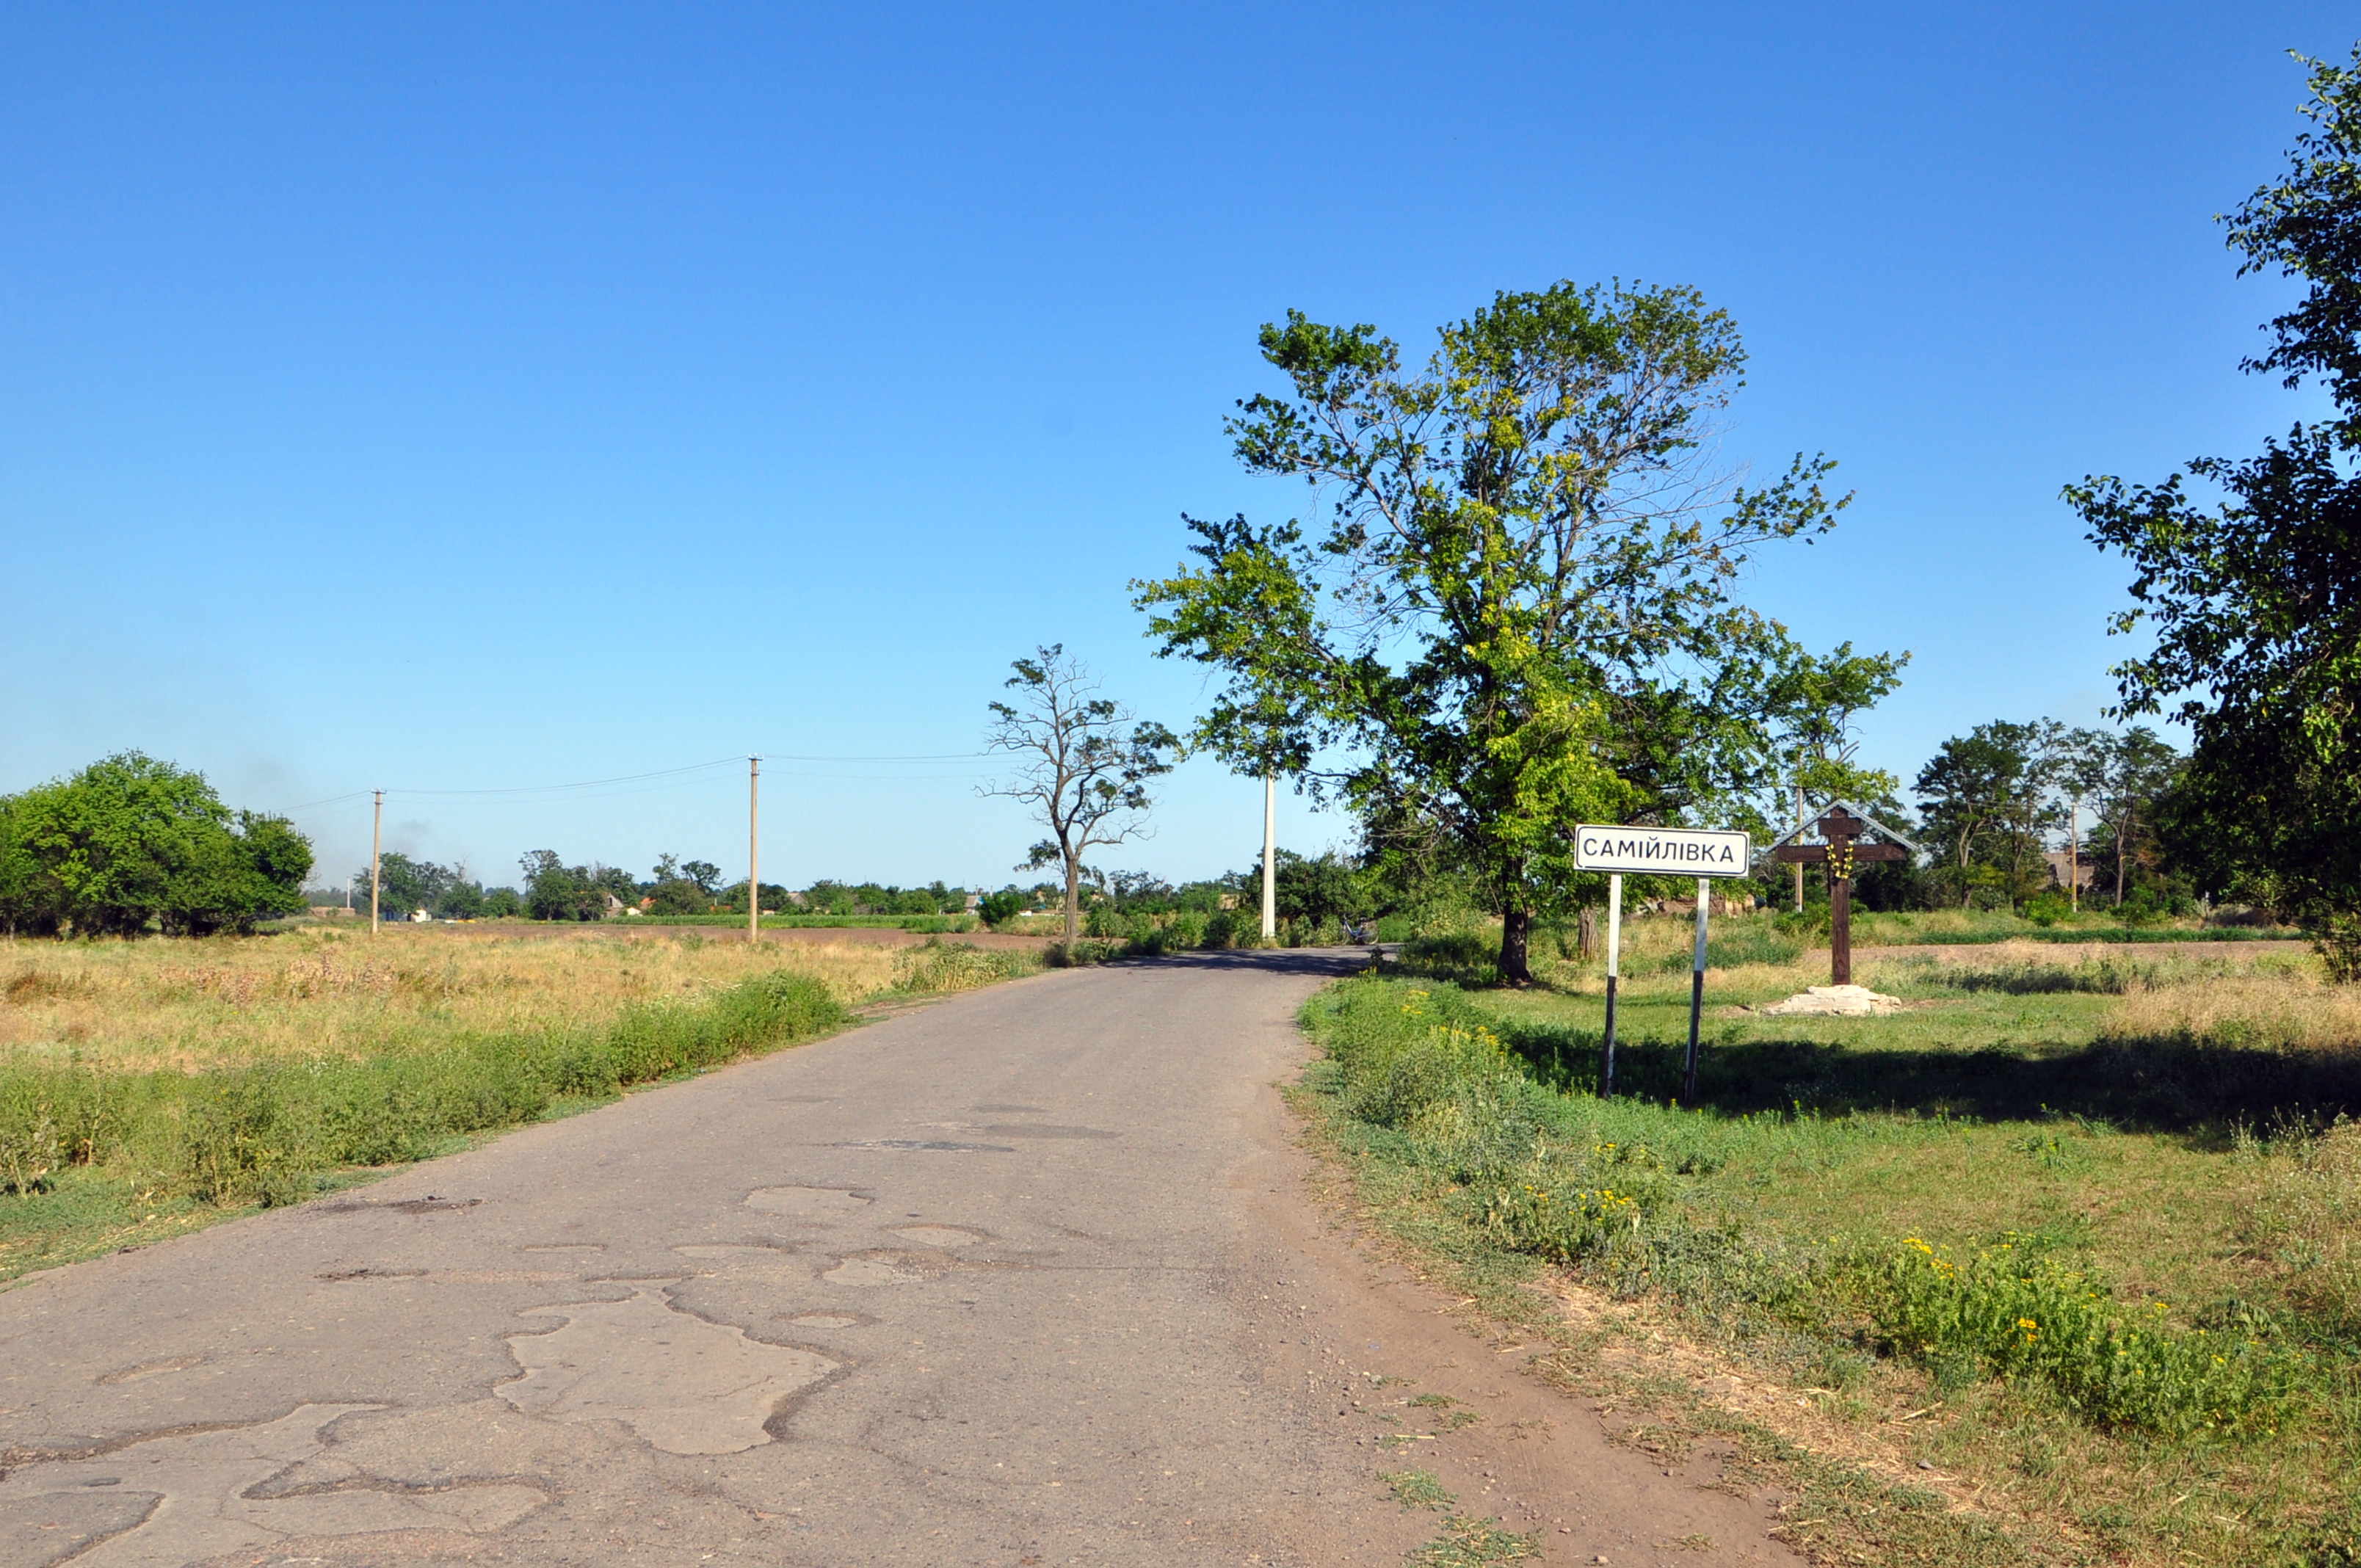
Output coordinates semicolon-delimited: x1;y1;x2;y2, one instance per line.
1575;824;1752;1105
1600;874;1622;1095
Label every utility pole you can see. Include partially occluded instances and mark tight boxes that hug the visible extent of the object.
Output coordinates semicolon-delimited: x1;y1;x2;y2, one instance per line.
1792;777;1806;913
370;791;383;935
748;756;761;943
2068;795;2080;913
1261;768;1277;943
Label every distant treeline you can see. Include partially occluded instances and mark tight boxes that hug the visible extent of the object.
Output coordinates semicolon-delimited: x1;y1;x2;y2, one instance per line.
347;852;996;924
341;851;1371;932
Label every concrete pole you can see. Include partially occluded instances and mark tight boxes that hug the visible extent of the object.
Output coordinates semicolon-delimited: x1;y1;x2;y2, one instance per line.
2069;797;2080;913
369;791;383;935
748;757;761;943
1261;769;1277;943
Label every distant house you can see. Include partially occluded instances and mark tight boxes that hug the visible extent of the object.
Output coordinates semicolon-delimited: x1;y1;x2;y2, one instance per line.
410;909;432;923
2045;851;2097;891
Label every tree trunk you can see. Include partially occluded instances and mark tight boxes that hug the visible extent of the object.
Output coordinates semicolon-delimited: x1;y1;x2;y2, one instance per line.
1578;906;1597;960
1499;909;1534;986
1063;858;1081;945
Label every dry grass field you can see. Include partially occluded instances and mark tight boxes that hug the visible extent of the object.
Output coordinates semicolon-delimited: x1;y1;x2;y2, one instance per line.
0;925;1037;1280
0;924;924;1072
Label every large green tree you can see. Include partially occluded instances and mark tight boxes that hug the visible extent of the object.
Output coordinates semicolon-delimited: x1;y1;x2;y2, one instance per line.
1136;281;1868;981
0;752;312;936
2065;47;2361;974
1915;722;2055;910
1760;637;1910;909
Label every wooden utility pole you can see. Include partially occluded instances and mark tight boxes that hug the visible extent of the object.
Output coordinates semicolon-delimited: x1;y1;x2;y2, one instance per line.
748;756;761;943
1261;769;1277;943
370;790;383;935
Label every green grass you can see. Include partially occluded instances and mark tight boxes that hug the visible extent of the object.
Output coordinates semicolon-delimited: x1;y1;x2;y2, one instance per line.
1299;952;2361;1567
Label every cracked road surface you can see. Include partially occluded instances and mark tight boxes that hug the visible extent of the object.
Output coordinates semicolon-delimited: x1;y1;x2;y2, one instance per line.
0;951;1802;1567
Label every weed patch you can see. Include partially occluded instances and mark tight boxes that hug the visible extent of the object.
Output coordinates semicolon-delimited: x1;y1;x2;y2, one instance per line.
891;939;1037;993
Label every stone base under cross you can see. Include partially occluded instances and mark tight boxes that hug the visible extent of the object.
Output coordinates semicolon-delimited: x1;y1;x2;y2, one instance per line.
1755;984;1907;1017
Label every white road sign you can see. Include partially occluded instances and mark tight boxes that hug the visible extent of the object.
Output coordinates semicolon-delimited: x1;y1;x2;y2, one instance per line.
1574;824;1752;879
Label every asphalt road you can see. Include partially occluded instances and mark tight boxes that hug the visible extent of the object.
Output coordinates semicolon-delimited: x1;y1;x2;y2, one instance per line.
0;951;1800;1568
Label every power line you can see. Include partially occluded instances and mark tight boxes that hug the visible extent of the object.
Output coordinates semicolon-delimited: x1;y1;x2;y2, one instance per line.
267;748;1003;819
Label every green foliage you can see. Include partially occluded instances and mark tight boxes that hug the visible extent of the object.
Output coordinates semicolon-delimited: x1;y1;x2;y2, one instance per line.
1138;281;1876;981
0;752;311;937
1761;639;1911;824
890;940;1035;993
976;888;1029;929
357;851;458;918
1855;1237;2296;1437
0;1073;61;1195
1380;1469;1455;1510
1271;848;1371;929
1407;1514;1539;1567
518;850;634;921
1303;973;2322;1443
2023;891;2071;927
1915;722;2061;910
2068;48;2361;956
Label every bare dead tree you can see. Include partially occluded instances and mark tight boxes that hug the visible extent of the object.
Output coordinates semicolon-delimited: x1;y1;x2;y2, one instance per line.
982;645;1177;945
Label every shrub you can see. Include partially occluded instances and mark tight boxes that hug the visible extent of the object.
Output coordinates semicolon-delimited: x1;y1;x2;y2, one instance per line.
2024;891;2072;926
1854;1236;2295;1436
893;940;1034;992
0;1075;62;1195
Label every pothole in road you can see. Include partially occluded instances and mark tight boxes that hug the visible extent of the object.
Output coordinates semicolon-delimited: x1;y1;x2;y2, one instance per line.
744;1186;872;1216
888;1224;988;1249
93;1354;205;1385
833;1139;1014;1153
820;1255;921;1287
673;1244;790;1261
786;1313;871;1329
501;1288;838;1454
313;1266;427;1282
0;1404;547;1564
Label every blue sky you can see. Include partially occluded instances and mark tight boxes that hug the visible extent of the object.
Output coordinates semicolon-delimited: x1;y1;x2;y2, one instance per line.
1;3;2349;891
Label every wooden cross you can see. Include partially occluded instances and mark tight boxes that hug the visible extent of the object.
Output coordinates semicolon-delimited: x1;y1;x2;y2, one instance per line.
1772;806;1906;984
